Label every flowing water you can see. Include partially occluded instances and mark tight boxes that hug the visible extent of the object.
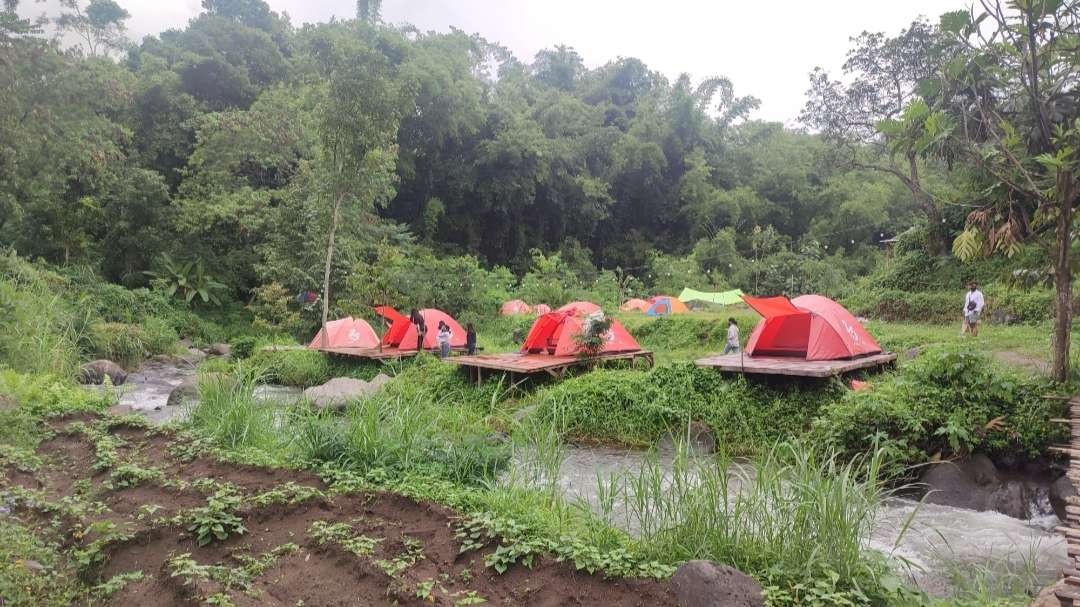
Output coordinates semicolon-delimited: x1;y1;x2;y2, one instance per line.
115;361;1066;597
550;446;1065;597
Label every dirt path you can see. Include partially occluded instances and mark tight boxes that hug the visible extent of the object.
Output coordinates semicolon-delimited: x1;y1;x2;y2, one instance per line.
993;350;1050;375
3;416;675;606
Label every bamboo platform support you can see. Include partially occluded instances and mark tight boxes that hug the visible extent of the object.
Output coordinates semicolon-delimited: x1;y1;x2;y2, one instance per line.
1053;396;1080;605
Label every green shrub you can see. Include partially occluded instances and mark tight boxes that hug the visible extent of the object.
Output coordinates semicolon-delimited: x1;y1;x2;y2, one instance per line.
813;345;1063;474
528;363;841;453
231;336;258;360
251;349;331;387
0;370;111;418
83;320;177;368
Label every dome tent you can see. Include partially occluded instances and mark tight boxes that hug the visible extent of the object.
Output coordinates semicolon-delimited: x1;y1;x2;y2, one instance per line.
646;296;689;316
520;311;641;357
308;317;380;349
500;300;533;316
375;307;466;351
743;294;882;360
620;298;650;312
556;301;602;316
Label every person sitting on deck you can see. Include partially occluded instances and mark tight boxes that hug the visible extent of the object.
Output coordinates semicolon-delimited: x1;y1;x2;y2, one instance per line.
466;323;477;355
437;321;453;358
723;317;740;354
410;308;426;351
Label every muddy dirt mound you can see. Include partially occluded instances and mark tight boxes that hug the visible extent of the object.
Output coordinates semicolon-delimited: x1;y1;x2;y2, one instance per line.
4;416;678;606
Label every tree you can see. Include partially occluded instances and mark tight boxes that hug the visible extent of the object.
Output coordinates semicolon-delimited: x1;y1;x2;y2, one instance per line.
308;24;408;346
802;19;950;251
357;0;382;25
54;0;130;57
937;0;1080;381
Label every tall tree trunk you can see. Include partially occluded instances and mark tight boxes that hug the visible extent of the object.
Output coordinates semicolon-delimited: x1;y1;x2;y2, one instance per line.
320;192;345;348
908;152;943;254
1051;173;1075;382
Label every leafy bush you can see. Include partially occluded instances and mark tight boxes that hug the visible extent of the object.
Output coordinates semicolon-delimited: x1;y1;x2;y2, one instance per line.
251;349;331;387
813;345;1063;473
83;320;178;368
0;370;111;417
230;336;258;360
528;363;841;453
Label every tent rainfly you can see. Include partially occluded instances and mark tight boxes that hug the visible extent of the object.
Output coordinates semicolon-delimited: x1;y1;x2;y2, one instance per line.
520;311;641;357
620;298;650;313
678;288;745;305
742;294;882;360
646;296;690;316
375;307;466;351
500;300;532;316
308;316;380;349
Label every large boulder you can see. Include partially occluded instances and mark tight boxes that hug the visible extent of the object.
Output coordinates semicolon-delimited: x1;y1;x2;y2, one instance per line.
670;560;764;607
1031;580;1066;607
1050;475;1077;520
920;455;1038;519
79;360;127;386
167;376;199;407
304;377;385;411
183;348;207;364
206;343;232;358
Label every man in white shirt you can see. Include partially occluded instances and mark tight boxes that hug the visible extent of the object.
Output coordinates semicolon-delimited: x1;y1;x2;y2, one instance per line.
723;318;740;354
962;281;985;336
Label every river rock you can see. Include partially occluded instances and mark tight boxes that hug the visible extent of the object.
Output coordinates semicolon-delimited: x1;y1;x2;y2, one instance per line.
182;348;207;364
206;343;232;358
921;455;1038;519
659;421;717;456
106;404;135;416
670;560;764;607
368;373;391;390
79;360;127;386
167;376;199;407
1050;475;1076;520
1032;580;1066;607
304;377;380;410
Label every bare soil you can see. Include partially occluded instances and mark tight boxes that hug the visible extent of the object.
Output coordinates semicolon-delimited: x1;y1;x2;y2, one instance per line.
4;415;676;606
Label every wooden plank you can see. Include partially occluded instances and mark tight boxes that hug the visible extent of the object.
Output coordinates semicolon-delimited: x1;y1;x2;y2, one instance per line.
694;352;897;378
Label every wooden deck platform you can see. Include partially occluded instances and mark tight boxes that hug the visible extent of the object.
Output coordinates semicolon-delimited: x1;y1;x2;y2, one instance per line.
695;352;897;378
452;350;654;385
315;346;469;360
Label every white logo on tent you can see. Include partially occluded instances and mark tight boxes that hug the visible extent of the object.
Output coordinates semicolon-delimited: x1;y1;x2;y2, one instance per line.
348;328;361;343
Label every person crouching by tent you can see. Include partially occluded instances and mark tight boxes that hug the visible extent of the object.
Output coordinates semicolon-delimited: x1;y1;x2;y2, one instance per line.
723;317;740;354
437;321;453;358
466;323;477;355
962;281;985;337
410;308;427;351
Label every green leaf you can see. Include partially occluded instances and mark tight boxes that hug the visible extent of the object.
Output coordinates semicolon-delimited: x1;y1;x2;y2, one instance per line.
939;10;971;34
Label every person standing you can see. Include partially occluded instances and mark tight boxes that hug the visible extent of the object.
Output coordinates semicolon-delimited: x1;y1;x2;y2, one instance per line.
436;321;453;359
962;281;985;337
465;323;477;355
723;317;740;354
410;308;427;351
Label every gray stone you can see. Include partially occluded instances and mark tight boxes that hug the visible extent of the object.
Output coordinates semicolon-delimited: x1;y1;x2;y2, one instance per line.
985;480;1031;520
1050;475;1076;520
659;421;717;456
1031;580;1066;607
79;360;128;386
106;404;135;416
670;560;764;607
22;559;46;573
167;376;199;407
367;373;392;390
904;346;924;360
920;455;1043;519
304;377;385;410
179;337;194;349
183;348;207;364
206;343;232;357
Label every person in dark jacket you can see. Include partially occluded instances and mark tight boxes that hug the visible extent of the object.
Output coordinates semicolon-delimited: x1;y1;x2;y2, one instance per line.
466;323;477;355
410;308;426;351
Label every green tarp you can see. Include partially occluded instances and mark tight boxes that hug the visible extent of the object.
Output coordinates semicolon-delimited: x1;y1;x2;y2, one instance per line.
677;288;745;305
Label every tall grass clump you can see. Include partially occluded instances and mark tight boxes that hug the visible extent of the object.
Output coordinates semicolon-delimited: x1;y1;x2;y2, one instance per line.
618;440;915;605
187;364;278;452
0;255;84;378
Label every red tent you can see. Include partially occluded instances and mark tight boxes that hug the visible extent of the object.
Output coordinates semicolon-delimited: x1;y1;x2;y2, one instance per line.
375;306;410;347
380;308;466;351
533;303;552;316
521;312;641;357
500;300;533;316
308;317;380;349
620;298;650;312
743;294;882;360
556;301;602;316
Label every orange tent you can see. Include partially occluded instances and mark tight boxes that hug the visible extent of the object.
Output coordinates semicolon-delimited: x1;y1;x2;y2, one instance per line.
500;299;533;316
520;311;641;357
308;317;380;349
620;298;650;312
743;294;882;360
556;301;602;316
377;308;466;351
533;304;552;316
646;296;689;315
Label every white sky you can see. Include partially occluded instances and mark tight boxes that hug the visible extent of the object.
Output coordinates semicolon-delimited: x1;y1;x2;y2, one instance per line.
23;0;968;124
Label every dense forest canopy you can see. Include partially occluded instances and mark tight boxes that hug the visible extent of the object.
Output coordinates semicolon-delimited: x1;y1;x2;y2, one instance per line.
0;0;929;287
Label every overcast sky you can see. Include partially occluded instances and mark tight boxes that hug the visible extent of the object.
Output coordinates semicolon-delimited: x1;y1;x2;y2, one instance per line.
24;0;967;124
